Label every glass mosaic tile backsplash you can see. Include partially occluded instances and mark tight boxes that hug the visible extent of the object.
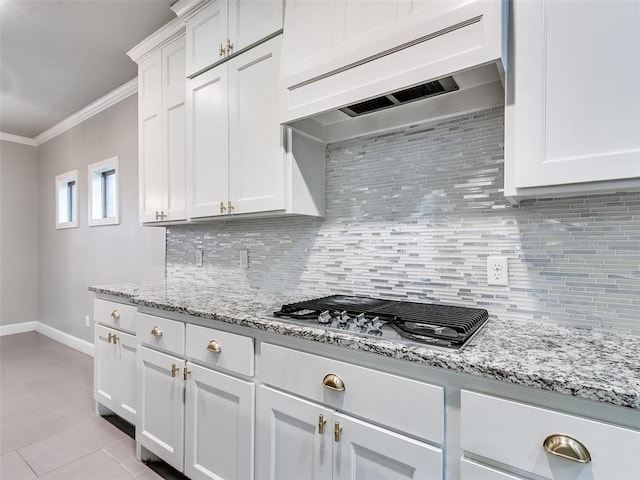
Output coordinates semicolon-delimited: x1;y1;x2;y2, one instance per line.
167;107;640;334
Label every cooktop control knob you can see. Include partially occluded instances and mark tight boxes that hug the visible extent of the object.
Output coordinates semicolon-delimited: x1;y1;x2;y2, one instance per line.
318;310;332;324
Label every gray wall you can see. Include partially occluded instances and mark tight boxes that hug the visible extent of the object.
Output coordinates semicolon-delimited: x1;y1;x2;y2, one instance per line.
167;107;640;334
37;95;165;342
0;140;38;326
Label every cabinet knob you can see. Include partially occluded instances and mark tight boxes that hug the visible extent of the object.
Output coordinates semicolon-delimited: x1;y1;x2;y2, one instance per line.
543;434;591;464
183;367;191;381
322;373;345;392
227;201;234;213
318;414;326;435
219;43;225;57
334;422;342;442
112;335;119;344
226;38;234;54
111;309;120;319
207;340;221;353
220;201;227;214
171;364;179;377
107;333;115;343
150;325;163;337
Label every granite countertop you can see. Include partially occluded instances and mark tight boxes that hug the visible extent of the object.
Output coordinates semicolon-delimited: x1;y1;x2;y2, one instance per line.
89;281;640;411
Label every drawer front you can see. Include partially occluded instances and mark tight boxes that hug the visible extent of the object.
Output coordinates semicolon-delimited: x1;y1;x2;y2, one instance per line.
461;390;640;480
185;324;254;377
94;298;137;332
136;313;185;355
260;343;444;444
460;458;526;480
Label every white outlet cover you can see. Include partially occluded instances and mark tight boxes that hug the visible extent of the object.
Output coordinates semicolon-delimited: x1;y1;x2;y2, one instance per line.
487;256;509;286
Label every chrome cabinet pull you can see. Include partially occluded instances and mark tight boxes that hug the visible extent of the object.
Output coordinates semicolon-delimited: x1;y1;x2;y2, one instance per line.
227;201;234;213
110;309;120;319
183;367;191;381
150;325;163;337
318;414;326;434
112;334;119;344
219;43;225;56
334;422;342;442
322;373;345;392
107;333;114;343
171;364;179;377
543;434;591;463
207;340;221;353
220;201;226;213
226;38;233;54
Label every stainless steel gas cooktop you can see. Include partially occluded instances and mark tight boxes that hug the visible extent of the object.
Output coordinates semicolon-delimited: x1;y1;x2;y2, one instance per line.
274;295;489;351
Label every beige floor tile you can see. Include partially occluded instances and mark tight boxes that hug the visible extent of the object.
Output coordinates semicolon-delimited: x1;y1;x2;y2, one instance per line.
0;451;37;480
104;437;148;476
18;416;127;475
135;467;165;479
37;450;134;480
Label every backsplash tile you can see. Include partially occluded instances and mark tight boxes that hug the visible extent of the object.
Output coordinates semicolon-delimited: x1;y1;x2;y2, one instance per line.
167;106;640;333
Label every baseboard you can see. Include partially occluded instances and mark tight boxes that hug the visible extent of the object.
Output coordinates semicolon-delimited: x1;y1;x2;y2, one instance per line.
36;323;95;357
0;321;38;336
0;321;94;357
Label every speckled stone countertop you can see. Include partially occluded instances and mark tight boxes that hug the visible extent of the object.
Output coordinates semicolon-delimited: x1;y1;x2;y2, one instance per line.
89;281;640;410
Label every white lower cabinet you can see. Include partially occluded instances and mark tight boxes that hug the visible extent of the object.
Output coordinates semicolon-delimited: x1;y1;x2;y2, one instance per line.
460;390;640;480
257;385;442;480
184;362;254;480
136;315;255;479
94;324;137;425
137;345;185;471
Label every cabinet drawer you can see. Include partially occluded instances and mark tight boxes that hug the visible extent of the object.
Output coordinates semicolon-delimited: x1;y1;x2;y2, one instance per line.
460;458;525;480
260;343;443;444
185;324;254;377
461;390;640;480
94;298;137;332
136;313;185;355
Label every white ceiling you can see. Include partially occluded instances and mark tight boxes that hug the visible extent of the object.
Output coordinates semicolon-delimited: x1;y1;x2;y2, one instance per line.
0;0;176;139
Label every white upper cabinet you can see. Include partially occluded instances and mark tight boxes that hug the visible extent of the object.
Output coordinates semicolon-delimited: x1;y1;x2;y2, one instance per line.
128;20;187;224
505;0;640;201
186;35;326;220
280;0;504;123
173;0;283;77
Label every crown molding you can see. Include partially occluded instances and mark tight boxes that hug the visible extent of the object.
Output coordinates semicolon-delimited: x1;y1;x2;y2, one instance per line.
0;132;37;146
34;78;138;146
171;0;208;20
127;16;185;63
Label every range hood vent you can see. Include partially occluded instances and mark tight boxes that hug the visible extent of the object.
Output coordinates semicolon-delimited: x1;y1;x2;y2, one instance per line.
339;77;459;117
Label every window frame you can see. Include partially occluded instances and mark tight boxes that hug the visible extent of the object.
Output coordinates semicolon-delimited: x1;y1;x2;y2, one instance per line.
88;156;120;226
55;170;79;229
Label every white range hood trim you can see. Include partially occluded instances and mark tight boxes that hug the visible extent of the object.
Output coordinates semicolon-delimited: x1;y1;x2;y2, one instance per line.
289;80;504;144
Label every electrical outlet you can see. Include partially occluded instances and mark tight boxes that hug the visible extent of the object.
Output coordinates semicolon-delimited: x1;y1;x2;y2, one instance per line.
487;256;509;286
196;249;203;267
84;315;90;327
240;250;249;269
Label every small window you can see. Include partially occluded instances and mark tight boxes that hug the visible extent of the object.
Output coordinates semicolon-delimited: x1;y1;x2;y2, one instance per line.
88;156;119;226
55;170;78;229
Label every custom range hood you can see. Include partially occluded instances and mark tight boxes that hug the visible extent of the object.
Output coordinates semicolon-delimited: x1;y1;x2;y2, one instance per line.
279;0;506;143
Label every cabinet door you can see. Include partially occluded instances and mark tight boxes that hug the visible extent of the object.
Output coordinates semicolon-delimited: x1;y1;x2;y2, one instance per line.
256;386;332;480
138;51;164;223
229;0;283;53
184;363;255;480
114;331;137;425
229;35;284;214
137;346;185;471
162;36;187;222
510;0;640;189
333;413;443;480
94;325;117;413
187;63;230;219
185;0;229;77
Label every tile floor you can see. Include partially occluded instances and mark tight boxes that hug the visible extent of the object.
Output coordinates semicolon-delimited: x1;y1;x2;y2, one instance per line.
0;332;165;480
